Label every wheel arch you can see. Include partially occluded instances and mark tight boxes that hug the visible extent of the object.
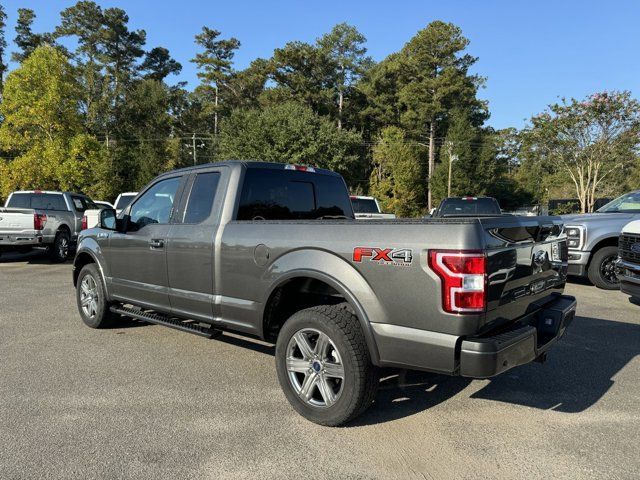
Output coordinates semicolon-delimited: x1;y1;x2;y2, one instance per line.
260;250;385;365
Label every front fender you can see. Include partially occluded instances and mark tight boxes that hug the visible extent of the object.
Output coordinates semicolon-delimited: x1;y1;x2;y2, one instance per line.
261;248;386;364
73;237;110;297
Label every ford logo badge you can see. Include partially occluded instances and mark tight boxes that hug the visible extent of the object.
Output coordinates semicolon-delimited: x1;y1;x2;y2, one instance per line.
631;243;640;254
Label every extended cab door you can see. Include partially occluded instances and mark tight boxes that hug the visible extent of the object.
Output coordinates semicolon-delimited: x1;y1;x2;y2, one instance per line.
165;167;227;321
107;175;185;311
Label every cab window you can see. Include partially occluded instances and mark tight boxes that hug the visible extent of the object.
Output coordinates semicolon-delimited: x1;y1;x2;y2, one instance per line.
128;177;181;231
182;172;221;224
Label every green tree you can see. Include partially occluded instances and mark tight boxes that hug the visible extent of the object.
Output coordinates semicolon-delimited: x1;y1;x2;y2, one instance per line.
369;127;424;217
12;8;55;63
520;91;640;212
0;5;7;93
0;46;106;198
141;46;182;81
317;23;372;129
191;27;240;135
217;102;363;182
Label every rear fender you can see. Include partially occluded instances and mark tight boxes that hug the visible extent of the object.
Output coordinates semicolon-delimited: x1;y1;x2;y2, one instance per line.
262;248;386;365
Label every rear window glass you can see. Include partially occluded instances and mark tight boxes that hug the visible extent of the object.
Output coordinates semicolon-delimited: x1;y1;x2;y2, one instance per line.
438;198;501;216
6;193;30;208
8;193;68;211
183;172;221;224
351;197;379;214
236;168;354;220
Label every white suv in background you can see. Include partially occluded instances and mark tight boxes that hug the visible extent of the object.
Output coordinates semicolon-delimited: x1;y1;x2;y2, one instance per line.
350;195;396;219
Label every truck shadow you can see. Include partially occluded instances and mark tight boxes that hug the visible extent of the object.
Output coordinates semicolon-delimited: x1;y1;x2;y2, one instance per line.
0;249;74;265
352;314;640;426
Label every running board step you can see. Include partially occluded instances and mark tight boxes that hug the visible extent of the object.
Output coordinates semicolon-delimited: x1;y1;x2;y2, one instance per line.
110;305;222;339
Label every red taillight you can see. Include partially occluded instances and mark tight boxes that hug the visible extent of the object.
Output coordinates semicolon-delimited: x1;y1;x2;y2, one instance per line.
428;250;486;313
34;213;47;231
81;215;88;230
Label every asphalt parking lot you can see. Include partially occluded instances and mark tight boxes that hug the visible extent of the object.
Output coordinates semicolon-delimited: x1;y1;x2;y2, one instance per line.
1;250;639;479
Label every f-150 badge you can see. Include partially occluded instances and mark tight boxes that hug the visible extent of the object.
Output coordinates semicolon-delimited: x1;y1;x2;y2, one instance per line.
352;247;413;266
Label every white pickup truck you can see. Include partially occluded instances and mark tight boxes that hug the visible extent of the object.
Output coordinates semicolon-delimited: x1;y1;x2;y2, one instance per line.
350;195;396;219
616;219;640;304
0;190;98;262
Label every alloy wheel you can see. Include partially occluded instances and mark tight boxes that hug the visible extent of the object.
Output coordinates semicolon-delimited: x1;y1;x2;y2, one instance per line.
286;328;345;408
80;275;99;319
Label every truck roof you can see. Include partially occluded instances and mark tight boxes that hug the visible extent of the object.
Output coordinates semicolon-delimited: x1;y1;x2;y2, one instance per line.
159;161;343;178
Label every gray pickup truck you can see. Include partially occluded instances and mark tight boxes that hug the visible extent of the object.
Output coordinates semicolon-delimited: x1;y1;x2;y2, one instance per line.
563;190;640;289
0;190;98;262
72;161;576;426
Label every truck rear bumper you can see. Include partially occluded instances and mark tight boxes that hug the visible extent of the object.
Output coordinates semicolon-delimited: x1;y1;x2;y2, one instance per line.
459;295;576;378
0;232;44;246
371;295;576;376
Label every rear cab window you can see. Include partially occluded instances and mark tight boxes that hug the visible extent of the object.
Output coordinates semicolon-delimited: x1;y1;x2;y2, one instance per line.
115;194;136;210
182;172;221;224
8;193;68;211
236;168;354;220
351;197;380;214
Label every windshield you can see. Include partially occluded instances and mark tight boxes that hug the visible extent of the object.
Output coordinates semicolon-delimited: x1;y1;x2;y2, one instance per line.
115;194;136;210
351;197;380;214
596;191;640;213
437;198;501;216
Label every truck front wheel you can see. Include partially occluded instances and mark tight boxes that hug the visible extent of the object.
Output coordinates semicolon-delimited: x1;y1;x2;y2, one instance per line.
587;246;620;290
76;264;117;328
275;304;379;426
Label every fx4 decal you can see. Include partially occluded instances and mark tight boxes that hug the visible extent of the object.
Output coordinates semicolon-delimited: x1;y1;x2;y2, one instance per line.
352;247;413;266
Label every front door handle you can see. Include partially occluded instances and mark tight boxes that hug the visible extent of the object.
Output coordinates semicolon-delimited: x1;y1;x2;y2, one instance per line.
149;238;164;249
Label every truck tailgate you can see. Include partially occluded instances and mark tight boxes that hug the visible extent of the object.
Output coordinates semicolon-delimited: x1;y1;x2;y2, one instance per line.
0;208;36;235
479;216;568;332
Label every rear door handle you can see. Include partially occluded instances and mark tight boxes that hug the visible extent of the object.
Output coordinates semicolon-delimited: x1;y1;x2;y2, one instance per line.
149;238;164;249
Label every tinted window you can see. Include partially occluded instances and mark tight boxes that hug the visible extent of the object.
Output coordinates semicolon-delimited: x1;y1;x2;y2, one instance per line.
236;169;353;220
438;198;501;216
6;193;31;208
183;172;221;224
71;196;98;212
30;194;68;211
115;194;136;210
351;197;380;214
128;177;181;231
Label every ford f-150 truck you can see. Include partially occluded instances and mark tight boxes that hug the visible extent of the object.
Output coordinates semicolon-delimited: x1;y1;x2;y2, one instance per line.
563;190;640;289
72;161;576;426
1;190;98;262
616;220;640;304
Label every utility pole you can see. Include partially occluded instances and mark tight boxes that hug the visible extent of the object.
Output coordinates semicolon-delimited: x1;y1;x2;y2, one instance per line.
214;85;219;135
445;141;457;198
192;133;197;165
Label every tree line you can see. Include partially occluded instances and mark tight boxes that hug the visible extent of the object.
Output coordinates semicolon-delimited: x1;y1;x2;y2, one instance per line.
0;2;638;213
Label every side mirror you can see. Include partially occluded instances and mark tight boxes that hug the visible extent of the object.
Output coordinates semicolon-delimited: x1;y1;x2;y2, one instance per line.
99;208;118;231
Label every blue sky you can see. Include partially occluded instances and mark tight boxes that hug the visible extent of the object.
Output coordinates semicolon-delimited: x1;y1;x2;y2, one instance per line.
2;0;639;129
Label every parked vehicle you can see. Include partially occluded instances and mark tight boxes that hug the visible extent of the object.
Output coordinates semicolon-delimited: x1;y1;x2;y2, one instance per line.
350;195;396;219
432;196;502;217
563;190;640;289
0;190;97;262
73;161;576;426
616;219;640;304
94;200;114;209
114;192;138;215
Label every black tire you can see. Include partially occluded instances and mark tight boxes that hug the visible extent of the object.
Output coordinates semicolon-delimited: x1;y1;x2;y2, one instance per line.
49;230;71;263
275;303;379;426
587;246;620;290
76;263;117;328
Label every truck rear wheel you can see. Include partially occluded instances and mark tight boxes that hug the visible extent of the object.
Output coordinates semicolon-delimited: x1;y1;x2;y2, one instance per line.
275;303;379;426
587;246;619;290
76;263;117;328
50;230;70;263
